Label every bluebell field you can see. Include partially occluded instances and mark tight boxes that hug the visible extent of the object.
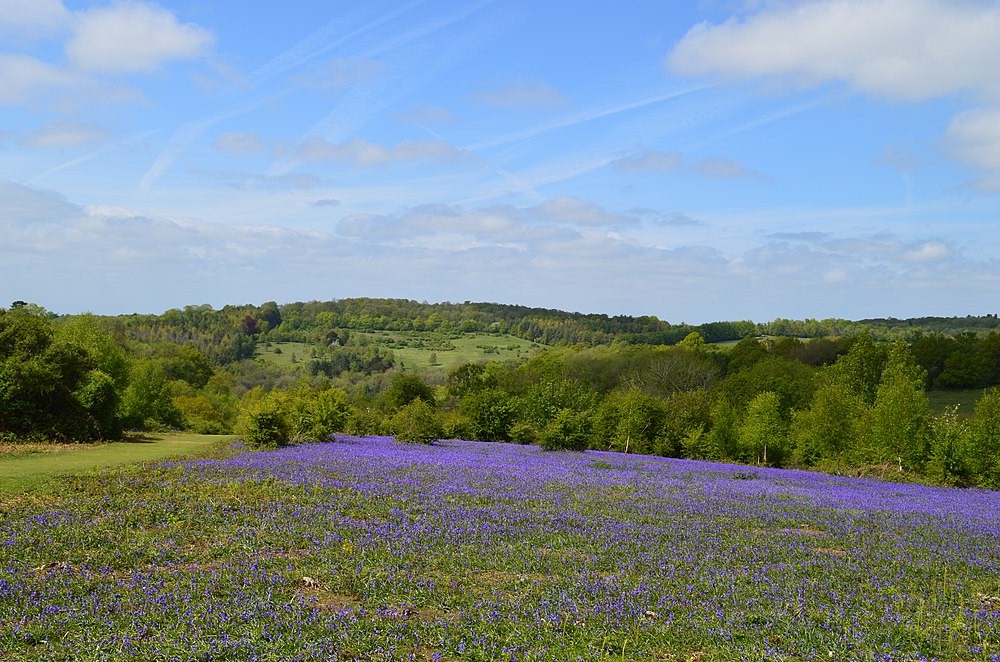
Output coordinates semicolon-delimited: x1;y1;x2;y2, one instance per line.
2;436;999;660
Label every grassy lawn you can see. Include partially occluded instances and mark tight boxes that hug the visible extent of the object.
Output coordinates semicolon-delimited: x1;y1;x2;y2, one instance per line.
0;433;232;494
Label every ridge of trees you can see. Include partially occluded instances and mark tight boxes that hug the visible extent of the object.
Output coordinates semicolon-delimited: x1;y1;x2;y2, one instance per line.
3;299;1000;489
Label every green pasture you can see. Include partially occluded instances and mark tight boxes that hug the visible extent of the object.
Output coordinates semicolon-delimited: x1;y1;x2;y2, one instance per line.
927;388;986;415
255;341;314;368
0;433;232;494
256;333;544;374
373;332;544;372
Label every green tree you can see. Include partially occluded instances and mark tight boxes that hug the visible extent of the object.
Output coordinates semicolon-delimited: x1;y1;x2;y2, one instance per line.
790;379;865;466
120;360;184;430
738;391;787;466
863;342;931;470
591;390;664;455
461;390;516;442
658;388;711;458
968;388;1000;488
829;332;886;405
925;406;972;486
538;408;591;451
383;373;436;410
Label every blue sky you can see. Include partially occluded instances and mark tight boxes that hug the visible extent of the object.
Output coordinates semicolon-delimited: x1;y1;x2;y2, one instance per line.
3;0;1000;323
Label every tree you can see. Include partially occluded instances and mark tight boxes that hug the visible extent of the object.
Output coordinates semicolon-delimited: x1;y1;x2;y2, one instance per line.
715;356;816;417
538;408;591;451
738;391;787;466
120;360;183;430
863;342;931;470
591;390;664;454
925;406;972;486
829;332;886;405
382;373;435;410
968;388;1000;488
461;390;516;442
790;379;865;466
627;347;721;397
658;388;712;458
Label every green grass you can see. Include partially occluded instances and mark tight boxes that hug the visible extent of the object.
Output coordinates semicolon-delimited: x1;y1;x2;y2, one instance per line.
256;333;545;375
255;341;314;368
377;332;544;372
0;433;232;494
927;388;987;415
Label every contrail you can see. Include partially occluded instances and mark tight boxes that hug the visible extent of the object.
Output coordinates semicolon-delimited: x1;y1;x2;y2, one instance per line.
216;1;425;98
28;130;159;185
138;89;294;195
465;84;713;152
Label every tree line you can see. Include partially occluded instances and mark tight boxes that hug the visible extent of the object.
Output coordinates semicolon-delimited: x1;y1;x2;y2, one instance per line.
3;300;1000;489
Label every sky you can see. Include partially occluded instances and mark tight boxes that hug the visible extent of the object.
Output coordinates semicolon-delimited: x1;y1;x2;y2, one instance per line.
3;0;1000;324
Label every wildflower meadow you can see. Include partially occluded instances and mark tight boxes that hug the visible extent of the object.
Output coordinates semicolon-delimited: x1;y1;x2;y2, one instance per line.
2;436;998;660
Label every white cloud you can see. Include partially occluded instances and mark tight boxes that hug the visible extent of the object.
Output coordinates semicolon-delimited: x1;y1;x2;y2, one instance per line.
613;151;683;172
1;179;994;320
0;180;79;222
297;137;468;166
0;0;69;36
0;54;85;104
945;108;1000;171
667;0;1000;102
903;241;951;262
23;122;107;148
693;157;762;179
213;131;265;156
66;1;213;74
474;81;568;109
532;197;637;227
310;198;341;208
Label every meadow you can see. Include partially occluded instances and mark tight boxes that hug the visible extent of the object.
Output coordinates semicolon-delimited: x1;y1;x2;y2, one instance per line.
0;434;229;495
1;437;998;661
255;332;544;374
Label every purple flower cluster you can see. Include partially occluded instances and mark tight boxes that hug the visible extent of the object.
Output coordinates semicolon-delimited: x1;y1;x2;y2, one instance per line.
1;436;998;660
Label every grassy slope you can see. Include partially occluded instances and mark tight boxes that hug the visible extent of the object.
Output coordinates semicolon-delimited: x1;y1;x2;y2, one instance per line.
927;388;986;415
0;433;232;494
1;438;997;660
256;333;544;374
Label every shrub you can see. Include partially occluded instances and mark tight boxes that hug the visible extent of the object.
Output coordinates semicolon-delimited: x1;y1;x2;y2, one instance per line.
390;398;442;444
538;408;591;451
239;398;291;449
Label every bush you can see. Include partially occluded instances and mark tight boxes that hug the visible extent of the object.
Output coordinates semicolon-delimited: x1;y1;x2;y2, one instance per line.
239;398;291;449
390;398;442;444
538;408;591;451
509;421;539;445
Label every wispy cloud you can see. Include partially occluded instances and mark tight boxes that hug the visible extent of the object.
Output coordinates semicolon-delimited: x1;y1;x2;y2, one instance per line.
297;136;469;166
466;85;709;151
22;121;107;148
473;80;567;109
213;131;265;156
613;151;683;173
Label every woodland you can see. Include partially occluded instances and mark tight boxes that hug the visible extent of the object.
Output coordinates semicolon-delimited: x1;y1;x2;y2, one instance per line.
2;298;1000;489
